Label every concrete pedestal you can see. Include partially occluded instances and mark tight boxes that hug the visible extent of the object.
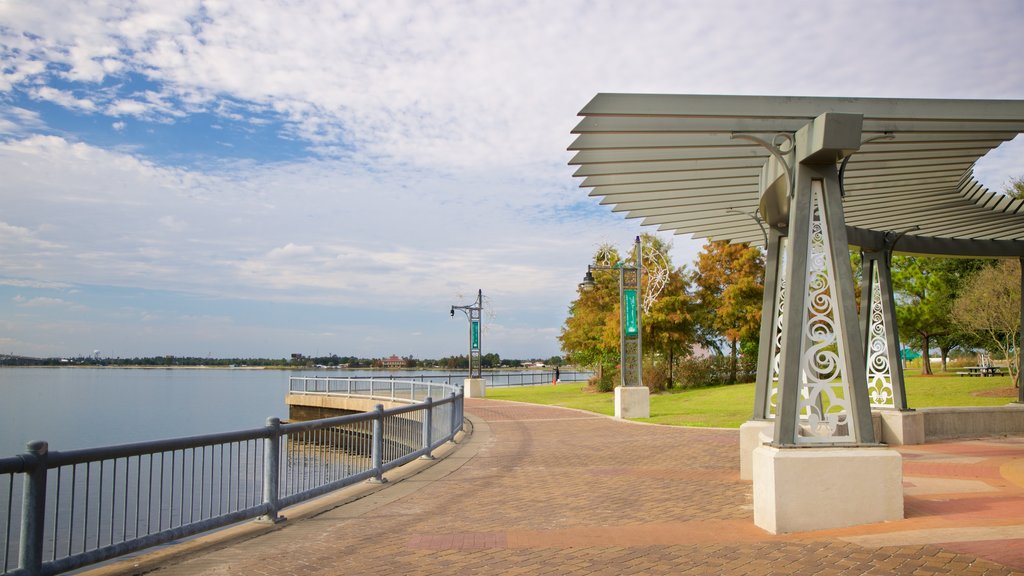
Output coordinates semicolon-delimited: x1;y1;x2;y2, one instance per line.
876;410;925;445
614;386;650;419
463;378;486;399
739;420;775;481
752;445;903;534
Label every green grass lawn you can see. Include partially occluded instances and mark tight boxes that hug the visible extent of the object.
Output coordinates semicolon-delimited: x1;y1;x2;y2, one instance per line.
485;373;1018;429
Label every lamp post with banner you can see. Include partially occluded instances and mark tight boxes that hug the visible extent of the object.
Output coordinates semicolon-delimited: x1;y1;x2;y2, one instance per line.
579;236;649;417
451;289;485;397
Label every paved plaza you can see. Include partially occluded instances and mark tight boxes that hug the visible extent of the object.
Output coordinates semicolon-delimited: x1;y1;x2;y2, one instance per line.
90;398;1024;575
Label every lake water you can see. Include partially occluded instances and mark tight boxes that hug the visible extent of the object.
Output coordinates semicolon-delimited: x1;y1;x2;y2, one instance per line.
0;367;568;456
0;368;452;456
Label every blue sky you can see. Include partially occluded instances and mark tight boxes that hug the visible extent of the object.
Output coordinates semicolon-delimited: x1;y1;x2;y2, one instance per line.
2;0;1024;360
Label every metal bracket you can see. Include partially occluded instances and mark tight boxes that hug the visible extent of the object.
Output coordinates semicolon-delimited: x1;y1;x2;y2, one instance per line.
838;133;895;197
731;132;795;199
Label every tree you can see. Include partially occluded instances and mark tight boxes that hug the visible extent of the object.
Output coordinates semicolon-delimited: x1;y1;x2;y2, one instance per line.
1006;176;1024;200
891;256;988;374
560;234;695;391
559;243;622;388
481;353;501;368
952;259;1022;386
692;241;764;384
644;265;696;387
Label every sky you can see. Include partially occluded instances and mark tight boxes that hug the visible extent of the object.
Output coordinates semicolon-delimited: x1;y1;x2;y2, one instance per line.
2;0;1024;361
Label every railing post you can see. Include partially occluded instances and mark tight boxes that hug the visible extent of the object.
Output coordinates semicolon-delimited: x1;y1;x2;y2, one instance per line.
420;397;435;460
449;391;460;441
259;418;284;523
370;404;387;483
19;441;47;576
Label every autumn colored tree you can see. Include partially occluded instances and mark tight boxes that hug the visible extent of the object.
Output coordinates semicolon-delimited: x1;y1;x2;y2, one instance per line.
692;241;764;384
560;234;695;391
560;244;622;389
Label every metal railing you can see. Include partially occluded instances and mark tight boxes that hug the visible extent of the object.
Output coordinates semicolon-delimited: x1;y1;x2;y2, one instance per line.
297;371;592;389
0;379;463;576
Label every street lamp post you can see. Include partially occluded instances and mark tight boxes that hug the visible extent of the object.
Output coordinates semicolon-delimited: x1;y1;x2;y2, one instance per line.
451;289;485;397
580;237;642;388
579;237;649;418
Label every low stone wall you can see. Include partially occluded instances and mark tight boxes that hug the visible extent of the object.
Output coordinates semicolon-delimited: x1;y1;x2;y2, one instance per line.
918;404;1024;441
285;393;407;416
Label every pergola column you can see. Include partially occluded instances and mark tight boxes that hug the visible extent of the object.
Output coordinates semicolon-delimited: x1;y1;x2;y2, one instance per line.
741;228;785;479
752;113;902;534
859;249;908;411
753;227;786;420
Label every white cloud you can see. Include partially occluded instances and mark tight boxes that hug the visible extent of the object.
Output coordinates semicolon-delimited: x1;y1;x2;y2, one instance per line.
0;133;651;316
0;278;72;289
3;1;1022;170
30;86;98;112
0;0;1022;358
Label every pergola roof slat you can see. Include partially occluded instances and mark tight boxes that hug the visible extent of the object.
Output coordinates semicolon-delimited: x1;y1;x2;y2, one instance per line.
571;94;1024;255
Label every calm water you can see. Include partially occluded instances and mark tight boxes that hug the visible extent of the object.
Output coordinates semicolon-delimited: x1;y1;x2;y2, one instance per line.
0;367;485;456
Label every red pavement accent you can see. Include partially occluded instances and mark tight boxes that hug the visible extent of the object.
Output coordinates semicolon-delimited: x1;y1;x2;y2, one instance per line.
905;494;1024;520
916;441;1024;458
904;461;1006;481
409;532;509;550
942;539;1024;571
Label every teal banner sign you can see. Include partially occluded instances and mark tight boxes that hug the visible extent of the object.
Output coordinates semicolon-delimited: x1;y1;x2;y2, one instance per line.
471;320;480;350
623;289;638;337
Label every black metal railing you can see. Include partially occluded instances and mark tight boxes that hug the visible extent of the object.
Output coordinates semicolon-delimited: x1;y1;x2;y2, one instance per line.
0;379;463;576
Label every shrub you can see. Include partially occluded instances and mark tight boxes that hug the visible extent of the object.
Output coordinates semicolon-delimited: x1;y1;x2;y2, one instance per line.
676;355;756;388
588;367;618;392
643;361;671;393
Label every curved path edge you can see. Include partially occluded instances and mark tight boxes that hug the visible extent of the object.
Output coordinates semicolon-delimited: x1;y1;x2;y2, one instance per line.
78;416;485;576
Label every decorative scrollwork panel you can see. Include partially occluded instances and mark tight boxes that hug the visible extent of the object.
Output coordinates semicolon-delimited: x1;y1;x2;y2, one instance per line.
866;271;895;408
767;238;787;419
795;184;855;444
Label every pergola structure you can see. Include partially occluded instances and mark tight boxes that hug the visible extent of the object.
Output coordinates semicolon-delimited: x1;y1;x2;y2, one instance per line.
569;94;1024;533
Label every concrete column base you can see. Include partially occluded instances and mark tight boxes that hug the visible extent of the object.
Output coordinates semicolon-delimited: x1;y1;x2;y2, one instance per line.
739;420;775;481
752;445;903;534
876;409;925;445
614;386;649;419
463;378;486;399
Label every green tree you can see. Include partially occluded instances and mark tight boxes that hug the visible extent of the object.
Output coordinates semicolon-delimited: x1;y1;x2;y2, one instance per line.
1005;176;1024;199
481;352;501;368
692;241;764;384
644;265;696;387
892;256;988;374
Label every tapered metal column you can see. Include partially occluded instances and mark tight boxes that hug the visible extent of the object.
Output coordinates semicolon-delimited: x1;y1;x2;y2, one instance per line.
859;250;908;411
754;227;785;420
773;113;875;446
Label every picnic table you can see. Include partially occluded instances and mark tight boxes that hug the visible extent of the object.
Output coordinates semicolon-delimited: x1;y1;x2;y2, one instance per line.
958;365;1004;377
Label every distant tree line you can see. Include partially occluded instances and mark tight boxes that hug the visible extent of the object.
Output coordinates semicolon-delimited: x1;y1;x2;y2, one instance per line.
0;353;567;369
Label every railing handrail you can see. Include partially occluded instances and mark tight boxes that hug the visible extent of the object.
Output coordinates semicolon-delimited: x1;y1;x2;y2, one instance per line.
288;371;593;392
0;378;463;576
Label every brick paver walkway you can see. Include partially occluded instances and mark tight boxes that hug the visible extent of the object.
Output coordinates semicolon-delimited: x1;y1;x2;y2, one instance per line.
90;399;1024;575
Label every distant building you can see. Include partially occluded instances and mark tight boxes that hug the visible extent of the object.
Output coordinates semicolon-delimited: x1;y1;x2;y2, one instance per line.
382;355;404;368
